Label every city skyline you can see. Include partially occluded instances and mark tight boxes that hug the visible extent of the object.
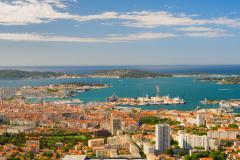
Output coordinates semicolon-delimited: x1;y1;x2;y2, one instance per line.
0;0;240;65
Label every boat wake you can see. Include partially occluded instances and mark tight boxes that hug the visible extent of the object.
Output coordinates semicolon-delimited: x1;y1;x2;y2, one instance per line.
218;89;233;91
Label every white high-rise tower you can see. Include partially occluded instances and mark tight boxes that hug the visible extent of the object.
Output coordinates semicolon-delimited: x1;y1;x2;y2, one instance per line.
196;115;205;127
110;117;122;136
0;98;3;107
155;124;170;153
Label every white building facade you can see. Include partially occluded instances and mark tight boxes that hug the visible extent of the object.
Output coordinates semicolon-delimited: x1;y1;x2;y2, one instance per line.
155;124;170;153
178;131;209;150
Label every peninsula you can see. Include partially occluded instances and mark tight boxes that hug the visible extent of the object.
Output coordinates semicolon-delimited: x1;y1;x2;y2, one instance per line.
86;69;173;78
0;70;62;79
0;69;173;79
0;83;110;99
197;76;240;84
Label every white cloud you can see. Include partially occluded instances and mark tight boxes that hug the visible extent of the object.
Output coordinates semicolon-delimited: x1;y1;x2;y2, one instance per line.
0;32;176;43
119;11;208;28
75;11;240;28
0;0;76;25
107;32;176;41
0;0;240;29
0;30;233;43
212;17;240;28
185;30;233;38
0;33;102;42
0;30;231;43
116;11;240;28
176;27;234;38
176;27;215;32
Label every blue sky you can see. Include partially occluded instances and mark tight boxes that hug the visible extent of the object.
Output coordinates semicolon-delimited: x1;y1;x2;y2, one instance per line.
0;0;240;66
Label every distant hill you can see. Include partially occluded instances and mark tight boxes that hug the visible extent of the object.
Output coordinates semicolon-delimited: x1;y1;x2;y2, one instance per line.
0;69;173;79
0;70;61;79
87;69;172;78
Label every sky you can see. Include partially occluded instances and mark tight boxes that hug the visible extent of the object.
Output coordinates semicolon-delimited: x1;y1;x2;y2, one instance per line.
0;0;240;66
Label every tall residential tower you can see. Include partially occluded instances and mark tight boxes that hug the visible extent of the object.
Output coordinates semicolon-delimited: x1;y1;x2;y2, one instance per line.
155;124;171;153
110;117;122;136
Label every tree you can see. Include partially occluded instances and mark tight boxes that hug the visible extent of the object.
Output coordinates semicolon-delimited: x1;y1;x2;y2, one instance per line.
234;113;240;117
184;155;191;160
209;151;227;160
26;152;34;159
165;148;174;156
194;146;204;150
140;117;180;126
228;123;239;129
191;152;209;160
56;152;61;159
178;149;188;156
210;125;220;130
171;139;179;146
43;151;53;158
223;141;233;147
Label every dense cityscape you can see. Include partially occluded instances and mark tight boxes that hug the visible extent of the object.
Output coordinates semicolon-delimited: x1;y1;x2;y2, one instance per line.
0;81;239;160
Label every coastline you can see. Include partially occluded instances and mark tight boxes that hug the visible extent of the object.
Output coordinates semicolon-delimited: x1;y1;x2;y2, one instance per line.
0;71;240;112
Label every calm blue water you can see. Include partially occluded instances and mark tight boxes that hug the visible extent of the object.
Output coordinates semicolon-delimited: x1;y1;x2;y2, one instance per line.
0;77;240;112
0;65;240;111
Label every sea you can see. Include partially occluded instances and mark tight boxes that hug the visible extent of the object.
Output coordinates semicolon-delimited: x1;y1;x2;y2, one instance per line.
0;65;240;112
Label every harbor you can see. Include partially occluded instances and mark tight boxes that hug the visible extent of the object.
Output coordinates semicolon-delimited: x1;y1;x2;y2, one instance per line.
200;98;240;110
219;100;240;108
107;86;185;106
200;98;220;105
0;76;240;111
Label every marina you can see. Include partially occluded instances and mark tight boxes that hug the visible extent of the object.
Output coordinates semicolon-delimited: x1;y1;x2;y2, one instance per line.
200;98;240;110
107;86;185;106
219;100;240;108
200;98;220;105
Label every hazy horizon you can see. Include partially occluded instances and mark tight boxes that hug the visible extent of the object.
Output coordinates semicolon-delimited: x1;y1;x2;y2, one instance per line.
1;65;240;75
